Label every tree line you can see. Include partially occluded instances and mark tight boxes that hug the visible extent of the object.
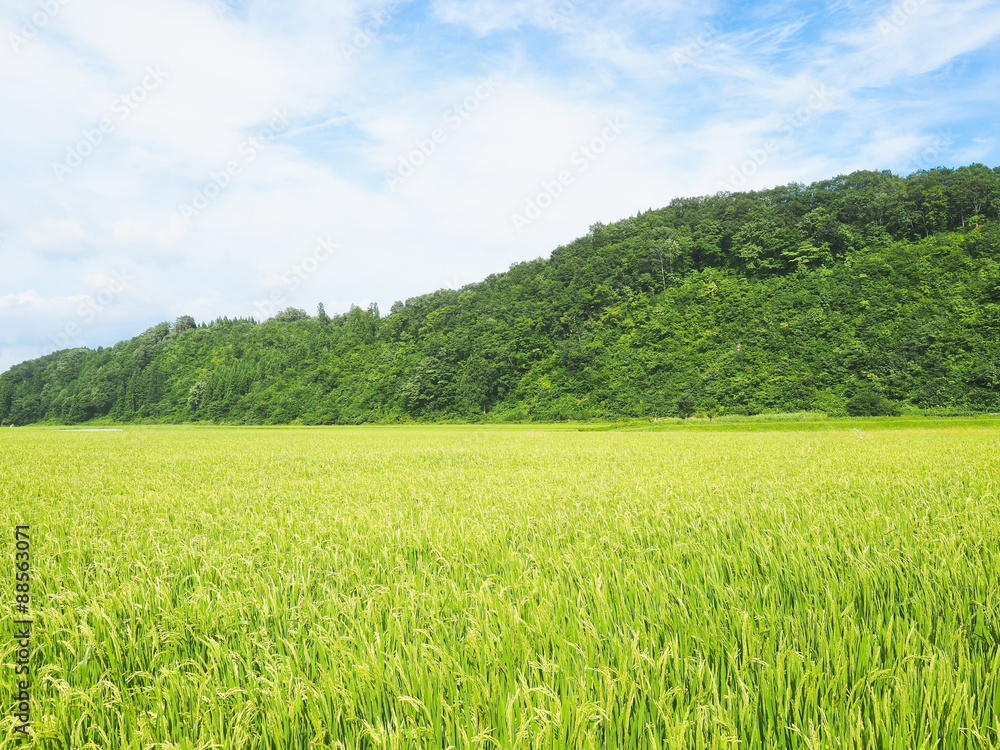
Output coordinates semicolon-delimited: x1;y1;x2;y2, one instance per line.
3;164;1000;425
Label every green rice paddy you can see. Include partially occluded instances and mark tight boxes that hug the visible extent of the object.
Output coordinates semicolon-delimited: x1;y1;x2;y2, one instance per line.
2;421;999;748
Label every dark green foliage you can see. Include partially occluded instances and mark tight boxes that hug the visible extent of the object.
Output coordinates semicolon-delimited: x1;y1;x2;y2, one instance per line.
845;389;901;417
676;395;696;420
4;166;1000;424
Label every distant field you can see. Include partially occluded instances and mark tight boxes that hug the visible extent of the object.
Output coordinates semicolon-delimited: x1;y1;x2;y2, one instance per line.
2;423;999;749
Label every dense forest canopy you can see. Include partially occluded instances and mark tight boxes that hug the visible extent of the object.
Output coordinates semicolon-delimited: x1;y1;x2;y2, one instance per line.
3;164;1000;425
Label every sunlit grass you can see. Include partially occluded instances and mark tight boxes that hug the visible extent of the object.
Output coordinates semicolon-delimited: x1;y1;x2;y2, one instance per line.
1;422;999;748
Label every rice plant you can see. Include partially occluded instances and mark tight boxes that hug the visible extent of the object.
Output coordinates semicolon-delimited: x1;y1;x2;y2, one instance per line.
1;422;998;748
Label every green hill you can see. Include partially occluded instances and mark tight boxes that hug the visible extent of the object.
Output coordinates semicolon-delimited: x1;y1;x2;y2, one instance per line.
3;165;1000;425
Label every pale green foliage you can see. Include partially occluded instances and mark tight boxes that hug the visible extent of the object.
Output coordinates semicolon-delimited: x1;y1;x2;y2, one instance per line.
1;423;999;748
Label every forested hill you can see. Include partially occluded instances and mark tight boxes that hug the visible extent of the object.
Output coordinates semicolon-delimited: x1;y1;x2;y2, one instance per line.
4;165;1000;425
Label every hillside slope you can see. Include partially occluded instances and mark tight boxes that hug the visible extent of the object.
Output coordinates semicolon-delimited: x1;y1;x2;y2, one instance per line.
3;165;1000;424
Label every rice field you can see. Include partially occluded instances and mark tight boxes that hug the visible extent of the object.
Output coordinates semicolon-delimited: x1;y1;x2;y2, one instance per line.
1;421;999;749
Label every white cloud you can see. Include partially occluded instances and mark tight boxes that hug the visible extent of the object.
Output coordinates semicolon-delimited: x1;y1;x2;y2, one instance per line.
431;0;568;35
833;0;1000;86
0;290;43;309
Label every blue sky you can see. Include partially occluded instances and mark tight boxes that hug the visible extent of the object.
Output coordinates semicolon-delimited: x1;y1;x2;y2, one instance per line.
2;0;1000;373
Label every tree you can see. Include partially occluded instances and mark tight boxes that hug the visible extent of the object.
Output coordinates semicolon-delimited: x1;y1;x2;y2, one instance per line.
274;307;310;322
317;303;331;325
646;227;687;286
704;397;719;421
783;240;832;271
845;389;900;417
693;219;725;267
906;171;949;237
188;380;207;411
173;316;196;335
588;221;607;248
460;350;499;414
948;164;997;227
676;394;696;420
732;206;798;274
